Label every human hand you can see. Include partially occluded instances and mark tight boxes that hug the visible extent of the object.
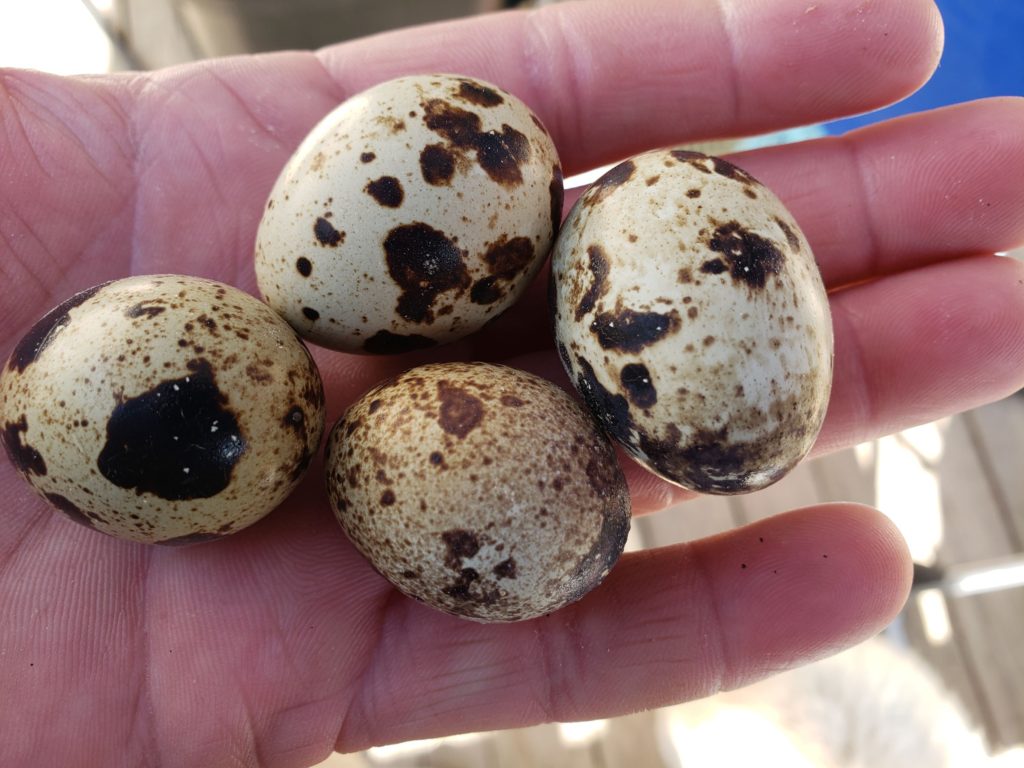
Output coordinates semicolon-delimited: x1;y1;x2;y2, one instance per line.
2;0;1023;765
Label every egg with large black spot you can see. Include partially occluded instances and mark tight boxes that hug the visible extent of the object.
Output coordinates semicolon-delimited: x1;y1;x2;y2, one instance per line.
551;149;833;494
255;73;563;354
0;275;325;544
326;362;631;622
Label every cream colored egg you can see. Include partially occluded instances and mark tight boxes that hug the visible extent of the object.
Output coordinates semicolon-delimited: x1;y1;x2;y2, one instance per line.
0;276;325;544
551;150;833;494
255;74;563;354
326;362;630;622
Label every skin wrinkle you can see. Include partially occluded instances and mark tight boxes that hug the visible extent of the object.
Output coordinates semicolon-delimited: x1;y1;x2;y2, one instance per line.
841;133;885;281
125;73;149;300
0;206;57;301
236;685;267;768
204;67;293;153
713;0;745;131
519;5;587;159
129;548;161;768
684;540;731;695
334;587;408;752
9;75;125;191
828;295;881;451
0;72;52;181
0;503;53;581
310;51;357;108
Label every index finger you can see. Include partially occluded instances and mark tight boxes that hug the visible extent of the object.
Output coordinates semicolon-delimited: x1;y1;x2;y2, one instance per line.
317;0;944;173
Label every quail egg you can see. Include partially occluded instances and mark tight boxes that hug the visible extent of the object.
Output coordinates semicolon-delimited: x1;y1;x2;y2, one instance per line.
551;150;833;494
255;73;563;354
326;362;630;622
0;275;325;544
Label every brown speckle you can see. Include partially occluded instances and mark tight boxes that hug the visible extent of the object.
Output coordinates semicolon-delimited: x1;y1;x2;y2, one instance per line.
456;79;504;107
314;217;344;247
97;359;246;501
302;307;320;321
3;416;47;477
8;283;105;373
774;217;801;252
381;489;396;506
585;160;635;206
441;529;480;569
283;405;305;437
44;492;96;528
420;144;456;186
550;166;564;238
422;99;531;187
590;308;681;353
126;301;166;320
574;356;633;446
707;221;784;290
470;235;535;306
360;152;376;163
620;363;657;408
296;258;312;277
575;245;610;321
493;557;517;579
245;363;273;384
437;382;484;439
365;176;404;208
384;222;470;324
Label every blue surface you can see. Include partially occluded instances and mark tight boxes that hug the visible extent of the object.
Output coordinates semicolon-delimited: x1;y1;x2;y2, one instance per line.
824;0;1024;134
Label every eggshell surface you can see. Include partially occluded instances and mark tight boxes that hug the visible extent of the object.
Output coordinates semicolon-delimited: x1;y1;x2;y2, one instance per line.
551;150;833;494
0;275;325;544
326;362;631;622
255;73;563;354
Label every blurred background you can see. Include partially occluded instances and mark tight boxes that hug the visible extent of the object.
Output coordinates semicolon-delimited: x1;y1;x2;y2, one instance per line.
1;1;1022;766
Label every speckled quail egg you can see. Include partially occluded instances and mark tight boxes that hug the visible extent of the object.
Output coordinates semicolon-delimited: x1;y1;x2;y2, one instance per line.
255;73;563;355
326;362;630;622
551;149;833;494
0;275;325;544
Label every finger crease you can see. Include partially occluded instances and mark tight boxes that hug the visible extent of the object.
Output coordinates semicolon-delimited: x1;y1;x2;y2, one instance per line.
830;297;877;443
519;6;589;164
686;541;730;694
713;0;745;129
842;133;884;279
335;588;406;751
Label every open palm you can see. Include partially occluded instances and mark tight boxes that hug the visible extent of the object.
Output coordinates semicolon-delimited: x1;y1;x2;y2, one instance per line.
2;1;1023;765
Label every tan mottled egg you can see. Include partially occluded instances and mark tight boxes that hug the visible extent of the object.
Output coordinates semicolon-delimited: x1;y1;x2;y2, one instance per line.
0;275;325;544
325;362;631;622
551;149;833;494
255;73;563;355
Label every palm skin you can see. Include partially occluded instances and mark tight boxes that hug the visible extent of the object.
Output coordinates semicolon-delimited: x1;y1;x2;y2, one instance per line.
1;0;1023;766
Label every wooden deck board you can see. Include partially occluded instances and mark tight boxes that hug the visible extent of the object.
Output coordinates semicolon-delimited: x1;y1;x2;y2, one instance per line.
964;395;1024;549
947;591;1024;750
927;411;1024;750
899;590;992;741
